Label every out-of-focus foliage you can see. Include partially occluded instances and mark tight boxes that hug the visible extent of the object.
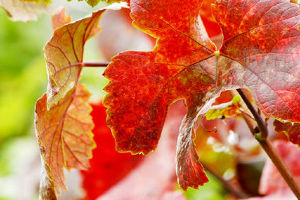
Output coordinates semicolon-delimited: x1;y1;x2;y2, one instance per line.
0;9;50;200
23;0;123;7
0;0;50;22
183;172;226;200
0;7;106;200
0;9;50;142
22;0;51;4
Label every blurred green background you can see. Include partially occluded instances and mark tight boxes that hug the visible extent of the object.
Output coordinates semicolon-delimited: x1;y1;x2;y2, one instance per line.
0;4;227;200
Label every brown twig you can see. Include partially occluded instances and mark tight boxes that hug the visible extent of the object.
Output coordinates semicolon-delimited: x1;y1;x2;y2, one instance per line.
237;89;300;199
236;89;268;138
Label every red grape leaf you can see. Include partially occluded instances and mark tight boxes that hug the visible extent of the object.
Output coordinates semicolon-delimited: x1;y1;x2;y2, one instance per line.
45;10;104;108
176;107;209;189
247;141;300;200
200;0;222;38
213;0;300;122
81;101;186;200
274;120;300;145
104;53;218;188
99;101;186;200
81;102;143;200
104;0;218;188
103;0;300;190
36;84;95;196
0;0;50;22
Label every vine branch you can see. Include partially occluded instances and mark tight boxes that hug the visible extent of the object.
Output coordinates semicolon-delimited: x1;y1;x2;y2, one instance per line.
82;62;109;67
237;89;300;199
236;89;268;138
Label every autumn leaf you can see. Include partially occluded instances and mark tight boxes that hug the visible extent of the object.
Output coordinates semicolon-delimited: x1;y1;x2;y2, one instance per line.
213;0;300;122
200;0;222;38
35;9;106;197
51;8;71;31
81;101;186;200
81;102;143;200
36;84;95;196
98;101;186;200
0;0;50;22
274;120;300;146
206;95;243;120
44;10;104;108
103;0;300;189
104;0;217;189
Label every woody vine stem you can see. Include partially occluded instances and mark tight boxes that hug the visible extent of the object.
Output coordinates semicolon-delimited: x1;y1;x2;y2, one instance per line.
82;62;300;199
237;89;300;199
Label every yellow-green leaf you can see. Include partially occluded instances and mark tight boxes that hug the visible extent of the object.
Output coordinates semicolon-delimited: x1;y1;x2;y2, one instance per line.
206;95;242;120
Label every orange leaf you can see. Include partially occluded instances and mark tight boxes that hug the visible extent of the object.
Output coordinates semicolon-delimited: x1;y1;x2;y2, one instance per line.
36;9;105;197
45;10;104;108
35;84;95;196
51;8;71;31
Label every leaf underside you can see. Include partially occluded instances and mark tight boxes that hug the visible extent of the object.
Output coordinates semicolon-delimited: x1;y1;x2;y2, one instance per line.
103;0;300;190
274;120;300;146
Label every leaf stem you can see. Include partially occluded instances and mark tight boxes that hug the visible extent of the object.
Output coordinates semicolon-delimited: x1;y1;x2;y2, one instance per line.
236;89;268;138
237;89;300;199
82;62;109;67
